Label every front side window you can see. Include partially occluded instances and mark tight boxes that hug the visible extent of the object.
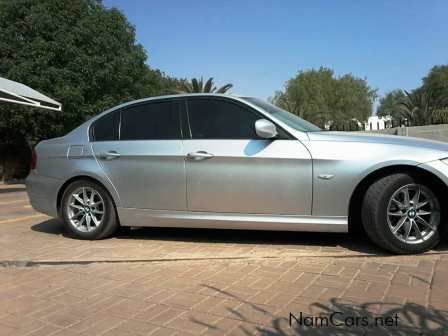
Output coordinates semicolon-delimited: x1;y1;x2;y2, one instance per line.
120;101;181;140
187;98;261;139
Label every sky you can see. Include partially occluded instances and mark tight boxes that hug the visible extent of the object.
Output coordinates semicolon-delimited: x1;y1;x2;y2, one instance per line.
103;0;448;108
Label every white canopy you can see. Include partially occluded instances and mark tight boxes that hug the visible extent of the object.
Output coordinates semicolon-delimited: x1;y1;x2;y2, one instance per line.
0;76;61;111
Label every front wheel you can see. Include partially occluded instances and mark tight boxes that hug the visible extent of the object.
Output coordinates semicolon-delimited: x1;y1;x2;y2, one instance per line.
61;180;118;239
362;173;442;254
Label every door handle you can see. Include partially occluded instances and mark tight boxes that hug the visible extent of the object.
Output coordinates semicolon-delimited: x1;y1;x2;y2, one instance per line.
100;151;121;160
186;151;214;161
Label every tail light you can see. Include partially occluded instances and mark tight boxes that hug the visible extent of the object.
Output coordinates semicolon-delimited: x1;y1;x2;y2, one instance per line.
31;149;37;170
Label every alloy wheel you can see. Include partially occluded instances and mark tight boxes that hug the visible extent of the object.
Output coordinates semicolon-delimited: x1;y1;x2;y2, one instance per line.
386;184;440;245
66;187;105;233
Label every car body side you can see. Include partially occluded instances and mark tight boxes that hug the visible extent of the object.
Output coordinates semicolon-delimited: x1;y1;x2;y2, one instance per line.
26;94;448;233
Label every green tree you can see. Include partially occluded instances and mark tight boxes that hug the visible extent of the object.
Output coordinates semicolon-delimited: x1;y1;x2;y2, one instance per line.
272;67;376;129
398;89;430;126
0;0;178;179
329;119;361;131
0;0;172;144
398;88;448;126
334;74;376;124
377;65;448;127
177;77;233;94
432;107;448;124
422;65;448;107
377;89;406;120
393;65;448;126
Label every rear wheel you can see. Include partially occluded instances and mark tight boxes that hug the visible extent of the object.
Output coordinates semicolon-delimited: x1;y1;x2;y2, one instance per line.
362;173;442;254
61;180;118;239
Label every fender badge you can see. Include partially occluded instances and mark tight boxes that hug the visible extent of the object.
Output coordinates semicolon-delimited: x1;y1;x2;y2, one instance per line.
318;174;335;180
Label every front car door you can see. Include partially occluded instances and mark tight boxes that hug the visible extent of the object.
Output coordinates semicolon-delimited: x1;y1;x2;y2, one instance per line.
183;97;312;215
91;98;186;211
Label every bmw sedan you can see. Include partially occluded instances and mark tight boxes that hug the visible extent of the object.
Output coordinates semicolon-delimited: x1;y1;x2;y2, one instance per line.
26;93;448;254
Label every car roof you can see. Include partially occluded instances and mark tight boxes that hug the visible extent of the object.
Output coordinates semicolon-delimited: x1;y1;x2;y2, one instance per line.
98;93;251;116
123;92;247;104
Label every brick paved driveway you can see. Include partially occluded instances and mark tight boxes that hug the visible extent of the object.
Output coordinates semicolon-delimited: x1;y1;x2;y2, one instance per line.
0;183;447;335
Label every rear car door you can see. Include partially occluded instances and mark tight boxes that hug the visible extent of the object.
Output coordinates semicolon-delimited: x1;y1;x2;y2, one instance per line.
183;97;312;215
91;99;186;210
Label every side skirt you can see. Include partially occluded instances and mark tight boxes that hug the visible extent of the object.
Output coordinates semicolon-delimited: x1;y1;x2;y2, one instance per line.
118;208;348;233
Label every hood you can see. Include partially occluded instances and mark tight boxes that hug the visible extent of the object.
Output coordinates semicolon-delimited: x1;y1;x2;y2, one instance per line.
308;131;448;153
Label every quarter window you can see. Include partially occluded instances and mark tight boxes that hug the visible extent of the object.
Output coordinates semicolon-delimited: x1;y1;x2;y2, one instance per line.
120;101;181;140
187;99;260;139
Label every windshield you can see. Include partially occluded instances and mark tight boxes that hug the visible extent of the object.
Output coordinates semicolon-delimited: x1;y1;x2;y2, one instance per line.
242;97;321;132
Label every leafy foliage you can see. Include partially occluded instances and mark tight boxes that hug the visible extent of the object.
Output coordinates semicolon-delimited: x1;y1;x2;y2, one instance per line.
176;77;233;94
377;65;448;126
272;67;376;129
422;65;448;104
0;0;176;145
377;89;406;119
432;108;448;124
398;89;434;126
329;119;362;131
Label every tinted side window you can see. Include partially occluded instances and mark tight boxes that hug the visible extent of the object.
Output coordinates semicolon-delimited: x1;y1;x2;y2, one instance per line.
92;111;119;141
187;99;260;139
120;101;181;140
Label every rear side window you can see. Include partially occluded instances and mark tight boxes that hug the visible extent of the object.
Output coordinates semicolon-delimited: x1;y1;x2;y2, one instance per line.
120;101;181;140
187;99;260;139
92;111;119;141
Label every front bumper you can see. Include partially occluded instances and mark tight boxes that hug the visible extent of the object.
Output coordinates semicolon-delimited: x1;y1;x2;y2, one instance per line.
25;171;63;218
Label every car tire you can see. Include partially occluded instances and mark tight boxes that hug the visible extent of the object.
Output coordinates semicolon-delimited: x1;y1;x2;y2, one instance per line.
362;173;442;254
61;179;118;240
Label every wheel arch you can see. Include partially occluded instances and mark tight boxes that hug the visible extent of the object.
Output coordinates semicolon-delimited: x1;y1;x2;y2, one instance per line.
348;164;448;233
57;175;119;219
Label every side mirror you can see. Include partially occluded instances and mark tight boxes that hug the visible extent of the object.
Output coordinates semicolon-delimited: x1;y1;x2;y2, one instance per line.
255;119;278;139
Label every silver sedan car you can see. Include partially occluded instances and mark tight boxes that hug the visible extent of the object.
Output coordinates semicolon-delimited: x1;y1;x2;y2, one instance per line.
26;93;448;254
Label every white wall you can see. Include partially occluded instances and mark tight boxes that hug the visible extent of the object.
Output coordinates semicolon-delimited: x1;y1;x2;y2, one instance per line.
365;116;391;131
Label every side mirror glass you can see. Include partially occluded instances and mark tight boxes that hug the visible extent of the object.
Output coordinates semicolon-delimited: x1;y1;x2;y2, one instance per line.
255;119;278;139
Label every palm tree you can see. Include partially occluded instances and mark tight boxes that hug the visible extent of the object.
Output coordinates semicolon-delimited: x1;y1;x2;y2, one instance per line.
177;77;233;94
398;89;448;126
398;90;432;126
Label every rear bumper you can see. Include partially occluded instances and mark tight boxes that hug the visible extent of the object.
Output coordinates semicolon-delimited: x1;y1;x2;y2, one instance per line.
25;171;62;218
